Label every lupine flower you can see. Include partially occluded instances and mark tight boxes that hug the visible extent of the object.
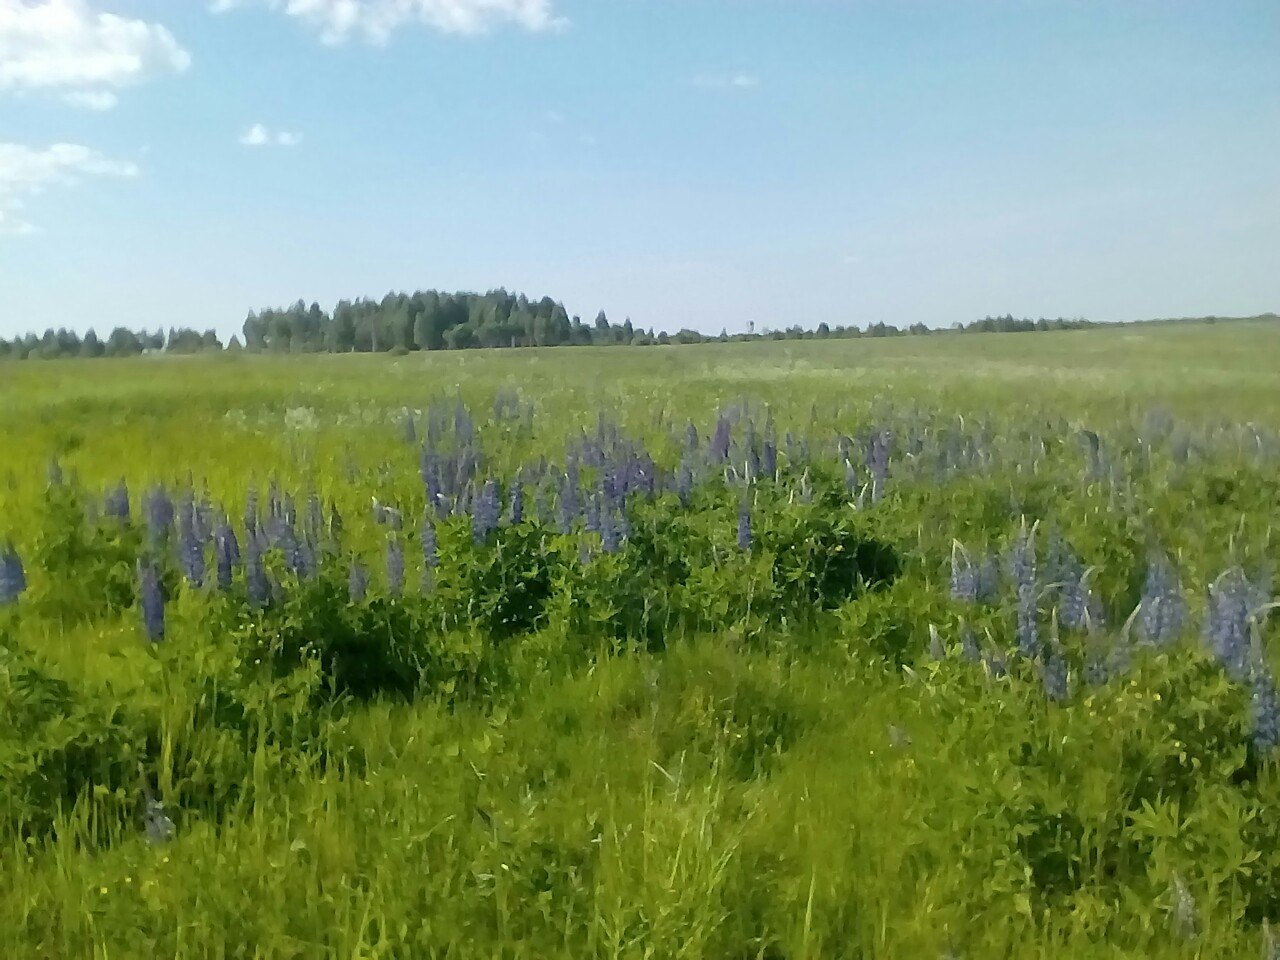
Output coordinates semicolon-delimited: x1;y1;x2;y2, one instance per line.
104;481;130;521
737;499;752;551
1204;567;1256;680
676;461;694;506
1136;552;1187;646
868;431;891;503
984;649;1007;680
245;539;269;609
472;479;501;544
950;544;977;603
136;561;165;644
328;502;343;544
684;422;699;453
761;441;777;479
584;494;601;534
0;543;26;604
601;507;621;554
1006;526;1039;658
177;505;205;586
1251;666;1280;755
420;517;438;570
710;415;732;463
1042;644;1069;702
387;539;405;596
145;798;175;845
348;561;368;603
214;524;239;592
975;554;1000;603
509;479;524;525
145;487;175;546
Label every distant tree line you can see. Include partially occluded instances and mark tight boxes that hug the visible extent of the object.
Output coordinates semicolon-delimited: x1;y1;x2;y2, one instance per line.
1;291;1274;360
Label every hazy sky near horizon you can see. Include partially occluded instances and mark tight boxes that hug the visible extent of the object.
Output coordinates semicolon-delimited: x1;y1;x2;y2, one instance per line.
1;0;1277;341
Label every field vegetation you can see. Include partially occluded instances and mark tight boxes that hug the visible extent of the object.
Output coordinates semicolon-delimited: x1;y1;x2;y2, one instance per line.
2;320;1279;957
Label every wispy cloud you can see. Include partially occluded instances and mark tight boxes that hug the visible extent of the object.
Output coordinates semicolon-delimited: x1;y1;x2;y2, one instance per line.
0;0;190;109
239;123;302;148
693;72;760;91
0;141;138;235
211;0;566;44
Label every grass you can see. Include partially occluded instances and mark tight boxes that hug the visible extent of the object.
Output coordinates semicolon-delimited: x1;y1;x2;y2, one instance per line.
1;321;1279;958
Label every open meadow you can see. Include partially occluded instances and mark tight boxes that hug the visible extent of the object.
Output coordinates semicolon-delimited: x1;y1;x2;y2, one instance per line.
2;321;1280;958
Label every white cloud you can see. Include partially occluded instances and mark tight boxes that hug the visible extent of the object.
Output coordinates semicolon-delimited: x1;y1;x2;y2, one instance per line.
0;141;138;235
211;0;564;44
239;123;302;147
693;72;760;91
0;0;190;109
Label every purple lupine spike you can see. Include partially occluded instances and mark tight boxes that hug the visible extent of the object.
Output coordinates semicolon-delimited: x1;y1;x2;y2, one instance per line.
145;487;175;546
684;422;699;453
1006;526;1039;659
736;499;752;551
306;493;323;543
710;415;732;463
136;561;165;644
176;502;205;586
386;539;405;597
1042;644;1069;702
600;507;621;554
1135;552;1187;646
214;524;239;592
508;479;524;525
293;537;317;580
472;479;501;544
950;544;977;603
1251;666;1280;755
676;461;694;507
243;487;259;541
869;431;891;503
348;561;368;603
584;494;601;534
104;481;131;521
420;515;438;569
0;543;26;604
761;441;777;479
1204;567;1256;680
245;538;269;609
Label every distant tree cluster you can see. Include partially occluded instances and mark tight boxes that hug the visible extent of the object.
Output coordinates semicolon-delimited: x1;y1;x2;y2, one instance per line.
2;293;1273;361
0;326;223;360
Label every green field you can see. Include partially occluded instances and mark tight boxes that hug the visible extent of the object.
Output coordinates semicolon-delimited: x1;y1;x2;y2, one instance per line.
2;321;1279;958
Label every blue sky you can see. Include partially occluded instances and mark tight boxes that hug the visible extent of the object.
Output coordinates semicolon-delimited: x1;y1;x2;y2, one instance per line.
1;0;1277;341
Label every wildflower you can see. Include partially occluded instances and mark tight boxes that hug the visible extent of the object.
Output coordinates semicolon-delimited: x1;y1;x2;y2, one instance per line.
1006;525;1038;659
761;440;777;479
386;539;405;597
245;538;269;609
328;502;343;544
1042;645;1069;702
950;543;977;603
348;561;368;603
737;499;752;552
508;479;524;525
710;415;732;463
1204;567;1255;680
136;561;165;644
868;431;891;503
104;481;130;521
676;461;694;506
601;507;621;554
145;798;175;845
145;487;175;546
0;543;26;604
420;516;438;570
1251;666;1280;756
214;524;239;592
1136;552;1187;646
472;479;502;544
